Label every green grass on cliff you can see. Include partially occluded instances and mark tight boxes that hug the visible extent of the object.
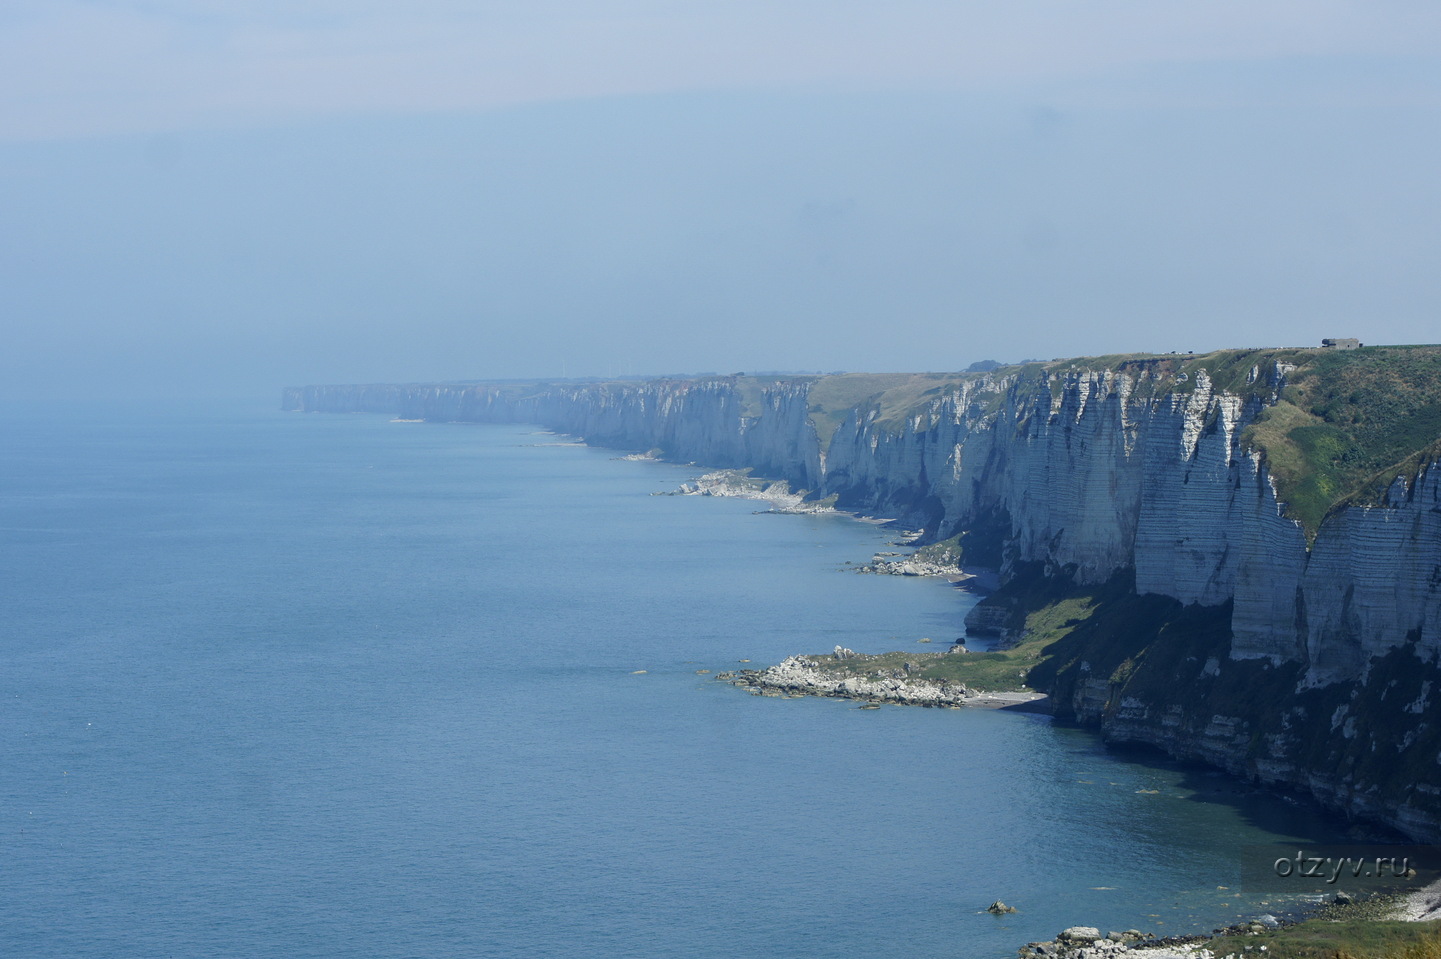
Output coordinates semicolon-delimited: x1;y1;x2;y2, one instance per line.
805;372;972;448
952;561;1441;812
1043;345;1441;536
1244;919;1441;959
1241;346;1441;534
800;572;1124;693
801;345;1441;539
797;568;1233;695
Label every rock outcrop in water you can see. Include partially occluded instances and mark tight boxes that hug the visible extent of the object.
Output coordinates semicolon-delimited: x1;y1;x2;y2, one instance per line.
284;347;1441;839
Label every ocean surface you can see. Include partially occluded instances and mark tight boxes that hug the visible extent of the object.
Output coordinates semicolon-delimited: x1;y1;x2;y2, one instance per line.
0;401;1355;959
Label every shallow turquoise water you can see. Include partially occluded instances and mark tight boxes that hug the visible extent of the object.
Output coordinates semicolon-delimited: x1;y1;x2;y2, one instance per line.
0;402;1348;958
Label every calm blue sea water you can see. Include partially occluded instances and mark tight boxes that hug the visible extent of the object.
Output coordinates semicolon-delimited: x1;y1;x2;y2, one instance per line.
1;402;1350;958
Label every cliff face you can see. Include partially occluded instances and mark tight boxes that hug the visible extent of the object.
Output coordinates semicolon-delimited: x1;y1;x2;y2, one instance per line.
284;350;1441;838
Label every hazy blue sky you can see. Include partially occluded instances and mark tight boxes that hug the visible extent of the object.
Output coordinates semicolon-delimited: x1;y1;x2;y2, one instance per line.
4;2;1440;399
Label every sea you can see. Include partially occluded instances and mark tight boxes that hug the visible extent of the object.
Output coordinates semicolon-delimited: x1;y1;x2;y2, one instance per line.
0;400;1359;959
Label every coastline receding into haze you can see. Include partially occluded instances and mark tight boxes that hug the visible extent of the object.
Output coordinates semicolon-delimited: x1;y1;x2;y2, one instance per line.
6;4;1441;958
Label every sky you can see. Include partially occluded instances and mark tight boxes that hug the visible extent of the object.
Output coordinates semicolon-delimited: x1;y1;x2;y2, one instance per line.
3;1;1440;401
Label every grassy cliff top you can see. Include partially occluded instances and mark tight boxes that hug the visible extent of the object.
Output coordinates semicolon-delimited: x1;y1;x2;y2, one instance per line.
1241;345;1441;533
795;345;1441;537
1084;344;1441;533
805;372;970;447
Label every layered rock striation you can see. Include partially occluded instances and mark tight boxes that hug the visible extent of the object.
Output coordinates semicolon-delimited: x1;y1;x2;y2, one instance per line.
284;348;1441;837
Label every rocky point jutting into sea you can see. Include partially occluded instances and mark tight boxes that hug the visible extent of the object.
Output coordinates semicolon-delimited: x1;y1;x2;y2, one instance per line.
285;345;1441;840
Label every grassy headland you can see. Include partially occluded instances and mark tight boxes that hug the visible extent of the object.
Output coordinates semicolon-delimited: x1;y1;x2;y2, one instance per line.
1242;346;1441;535
791;345;1441;541
790;567;1231;698
1258;919;1441;959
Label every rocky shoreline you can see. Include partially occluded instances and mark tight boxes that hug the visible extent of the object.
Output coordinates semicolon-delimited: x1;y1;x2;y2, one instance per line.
719;648;1048;710
658;468;836;514
844;531;983;580
850;554;966;577
1011;881;1441;959
1017;920;1276;959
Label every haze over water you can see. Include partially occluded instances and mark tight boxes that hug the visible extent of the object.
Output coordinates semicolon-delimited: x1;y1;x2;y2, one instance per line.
1;402;1351;958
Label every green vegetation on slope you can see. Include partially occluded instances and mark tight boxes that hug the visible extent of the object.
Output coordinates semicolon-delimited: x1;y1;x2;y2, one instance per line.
805;372;971;448
957;561;1441;811
798;566;1182;694
1249;918;1441;959
806;566;1229;696
1243;346;1441;534
725;375;817;419
1038;346;1441;536
804;553;1441;799
798;345;1441;540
